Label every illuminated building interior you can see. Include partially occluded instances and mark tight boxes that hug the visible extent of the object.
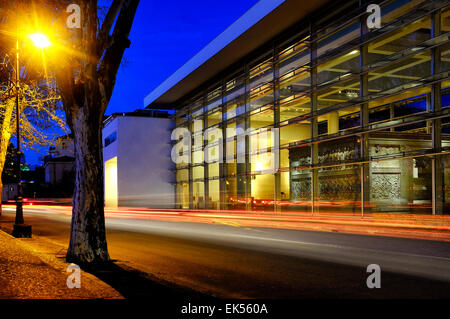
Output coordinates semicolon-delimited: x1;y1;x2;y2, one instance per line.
105;156;118;208
164;0;450;215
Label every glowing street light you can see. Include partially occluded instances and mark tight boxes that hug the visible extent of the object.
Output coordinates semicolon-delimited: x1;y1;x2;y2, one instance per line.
29;33;51;48
12;31;51;238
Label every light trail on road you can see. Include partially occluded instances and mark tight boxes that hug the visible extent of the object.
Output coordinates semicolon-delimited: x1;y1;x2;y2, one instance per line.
3;203;450;242
1;204;450;297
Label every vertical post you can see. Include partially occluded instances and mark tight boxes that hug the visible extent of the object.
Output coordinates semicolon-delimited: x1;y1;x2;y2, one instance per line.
219;87;226;210
235;74;247;210
15;39;23;225
360;11;370;217
431;10;443;215
203;98;209;210
12;36;31;238
188;107;194;210
273;45;281;212
310;26;319;215
244;65;252;211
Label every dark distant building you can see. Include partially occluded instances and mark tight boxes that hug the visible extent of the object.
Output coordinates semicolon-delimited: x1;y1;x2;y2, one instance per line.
43;134;75;185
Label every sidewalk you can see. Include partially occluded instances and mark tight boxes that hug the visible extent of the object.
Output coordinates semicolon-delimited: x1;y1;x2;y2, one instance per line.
0;230;123;299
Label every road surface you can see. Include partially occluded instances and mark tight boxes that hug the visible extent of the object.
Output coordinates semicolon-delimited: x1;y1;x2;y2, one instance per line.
0;205;449;298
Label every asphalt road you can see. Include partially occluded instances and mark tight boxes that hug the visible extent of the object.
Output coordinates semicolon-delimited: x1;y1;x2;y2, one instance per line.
1;206;449;298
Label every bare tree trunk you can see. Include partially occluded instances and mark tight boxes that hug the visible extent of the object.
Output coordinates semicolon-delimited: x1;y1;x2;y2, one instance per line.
53;0;139;265
66;103;109;265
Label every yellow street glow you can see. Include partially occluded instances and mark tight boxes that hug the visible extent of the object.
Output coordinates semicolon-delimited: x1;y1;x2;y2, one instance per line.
29;33;51;48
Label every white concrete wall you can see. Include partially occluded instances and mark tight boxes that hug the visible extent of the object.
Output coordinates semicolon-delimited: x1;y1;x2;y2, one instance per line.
103;116;175;208
103;119;119;163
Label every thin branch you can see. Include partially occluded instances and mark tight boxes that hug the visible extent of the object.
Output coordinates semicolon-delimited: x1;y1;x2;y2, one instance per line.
97;0;124;56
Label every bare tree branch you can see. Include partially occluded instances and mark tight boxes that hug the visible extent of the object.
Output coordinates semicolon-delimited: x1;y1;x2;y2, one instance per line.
97;0;124;56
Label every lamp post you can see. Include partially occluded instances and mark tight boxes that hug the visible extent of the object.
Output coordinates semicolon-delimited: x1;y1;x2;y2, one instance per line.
12;33;51;238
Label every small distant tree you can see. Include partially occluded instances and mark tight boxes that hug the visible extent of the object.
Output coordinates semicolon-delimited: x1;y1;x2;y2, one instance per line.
2;143;19;185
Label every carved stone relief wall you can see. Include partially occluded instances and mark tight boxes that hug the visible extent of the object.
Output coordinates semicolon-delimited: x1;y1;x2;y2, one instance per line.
371;173;401;200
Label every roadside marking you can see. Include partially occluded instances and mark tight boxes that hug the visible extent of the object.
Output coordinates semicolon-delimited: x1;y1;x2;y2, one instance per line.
225;233;450;262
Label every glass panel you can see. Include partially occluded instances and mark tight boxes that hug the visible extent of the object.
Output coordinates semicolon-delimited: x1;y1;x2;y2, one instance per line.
224;99;245;121
279;94;311;122
251;174;274;211
208;162;220;178
317;77;360;110
192;166;204;180
249;83;273;110
317;106;361;136
225;177;239;209
442;154;450;215
192;182;205;209
368;156;432;214
367;14;431;64
289;145;311;169
379;0;428;27
176;149;190;169
224;76;245;103
278;41;310;77
175;110;188;126
249;131;276;170
208;180;220;209
176;183;189;209
285;169;312;212
317;21;360;58
207;110;222;127
442;82;450;109
440;41;450;74
249;58;273;89
317;50;359;86
192;150;203;165
368;53;431;93
279;68;310;98
316;164;361;215
176;169;188;182
368;87;430;121
318;136;360;165
206;87;222;111
441;5;450;35
369;123;432;159
280;121;311;146
249;107;273;131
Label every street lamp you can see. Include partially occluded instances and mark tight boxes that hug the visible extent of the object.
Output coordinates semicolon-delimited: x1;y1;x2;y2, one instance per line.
29;33;51;49
12;32;51;238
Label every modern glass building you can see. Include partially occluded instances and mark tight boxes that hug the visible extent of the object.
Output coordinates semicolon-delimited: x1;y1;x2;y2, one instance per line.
146;0;450;215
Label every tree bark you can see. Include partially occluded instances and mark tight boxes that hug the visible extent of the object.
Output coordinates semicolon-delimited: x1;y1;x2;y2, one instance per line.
0;180;2;216
66;102;109;265
53;0;139;265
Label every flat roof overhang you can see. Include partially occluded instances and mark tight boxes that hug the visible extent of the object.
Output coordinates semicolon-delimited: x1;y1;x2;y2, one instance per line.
144;0;331;109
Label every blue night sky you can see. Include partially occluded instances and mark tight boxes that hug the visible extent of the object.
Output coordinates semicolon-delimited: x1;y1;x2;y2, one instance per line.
106;0;259;114
27;0;258;165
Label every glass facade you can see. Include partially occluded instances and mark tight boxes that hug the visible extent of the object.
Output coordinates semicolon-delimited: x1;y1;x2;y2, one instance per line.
173;0;450;215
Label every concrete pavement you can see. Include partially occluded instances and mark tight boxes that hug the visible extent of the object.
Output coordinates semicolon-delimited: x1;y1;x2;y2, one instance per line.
0;229;123;299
